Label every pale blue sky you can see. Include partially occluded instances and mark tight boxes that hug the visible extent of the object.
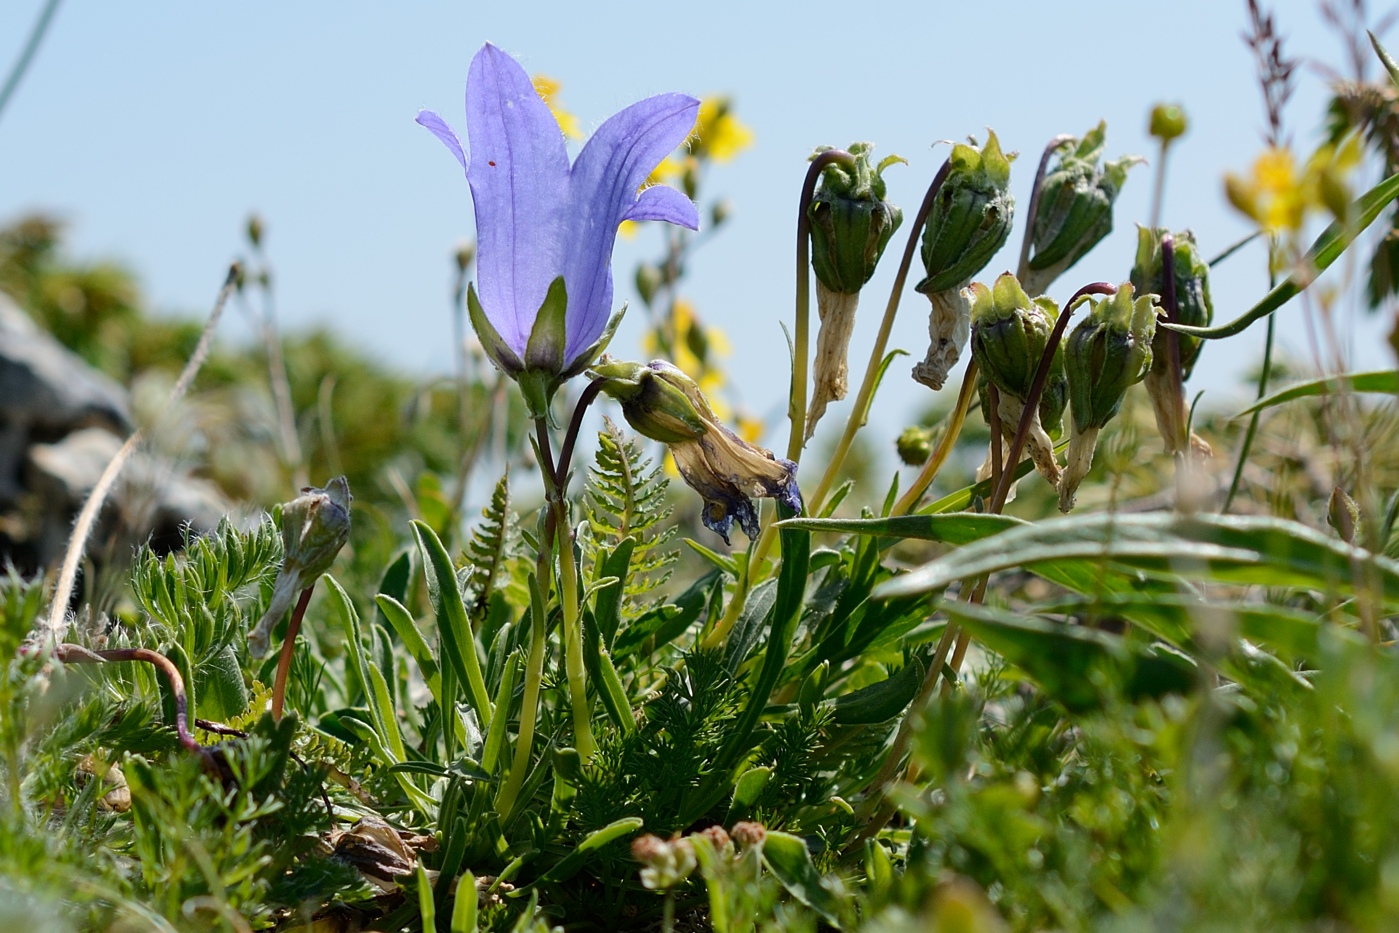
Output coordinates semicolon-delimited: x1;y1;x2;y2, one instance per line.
0;1;1391;462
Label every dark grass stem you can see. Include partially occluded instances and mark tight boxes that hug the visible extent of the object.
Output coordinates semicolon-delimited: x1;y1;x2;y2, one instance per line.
990;282;1117;512
1222;308;1276;513
788;149;857;462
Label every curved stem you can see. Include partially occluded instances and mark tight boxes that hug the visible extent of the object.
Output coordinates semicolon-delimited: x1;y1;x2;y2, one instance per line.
808;160;952;516
0;0;63;126
1016;135;1076;278
989;282;1117;511
556;378;607;485
56;645;199;753
787;149;856;462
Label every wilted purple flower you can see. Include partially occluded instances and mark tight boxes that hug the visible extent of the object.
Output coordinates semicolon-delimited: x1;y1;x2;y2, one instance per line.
417;44;700;414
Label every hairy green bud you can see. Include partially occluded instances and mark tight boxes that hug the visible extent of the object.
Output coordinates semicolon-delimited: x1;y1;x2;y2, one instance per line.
808;142;905;294
1025;122;1142;294
1058;284;1157;512
968;273;1065;486
916;130;1015;295
1149;103;1188;142
896;425;935;466
248;477;353;658
1065;283;1157;433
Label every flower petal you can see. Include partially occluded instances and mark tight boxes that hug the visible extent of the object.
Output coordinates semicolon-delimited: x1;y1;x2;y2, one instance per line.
561;93;700;363
415;110;467;171
623;185;700;229
466;43;572;356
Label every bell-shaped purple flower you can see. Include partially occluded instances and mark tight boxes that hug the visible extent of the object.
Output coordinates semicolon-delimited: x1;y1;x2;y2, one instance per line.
417;44;700;415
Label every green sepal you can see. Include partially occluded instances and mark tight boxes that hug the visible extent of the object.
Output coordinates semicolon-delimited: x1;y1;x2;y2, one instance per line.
917;129;1015;294
466;282;524;377
524;276;569;372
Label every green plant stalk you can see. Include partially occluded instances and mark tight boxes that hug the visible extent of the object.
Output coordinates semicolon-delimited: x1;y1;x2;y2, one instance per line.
705;162;953;649
1222;311;1275;514
891;360;979;516
787;148;856;462
534;405;599;760
808;160;951;516
496;576;548;819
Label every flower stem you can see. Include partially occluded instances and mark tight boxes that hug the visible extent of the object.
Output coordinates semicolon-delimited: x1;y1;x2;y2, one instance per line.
533;399;601;760
787;149;856;462
497;574;547;819
806;160;952;518
707;160;952;649
990;282;1117;512
55;644;200;753
1016;135;1076;278
890;360;979;516
271;586;316;722
1222;254;1277;514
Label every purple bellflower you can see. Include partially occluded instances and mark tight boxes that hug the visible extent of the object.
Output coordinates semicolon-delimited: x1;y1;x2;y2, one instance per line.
417;44;700;416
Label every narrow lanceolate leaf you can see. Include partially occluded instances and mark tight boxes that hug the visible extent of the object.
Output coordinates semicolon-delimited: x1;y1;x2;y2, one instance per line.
412;520;493;724
1165;170;1399;340
875;512;1399;604
1234;370;1399;417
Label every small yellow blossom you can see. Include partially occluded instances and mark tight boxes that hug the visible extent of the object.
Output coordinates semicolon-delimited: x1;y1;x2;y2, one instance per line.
1224;135;1362;236
532;75;582;140
693;97;754;163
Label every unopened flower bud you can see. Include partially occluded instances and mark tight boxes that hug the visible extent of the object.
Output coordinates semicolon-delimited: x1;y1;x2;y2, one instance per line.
694;825;734;859
246;214;265;249
731;821;767;850
808;143;905;295
804;143;905;440
632;834;696;890
968;273;1064;486
1149;103;1188;142
248;477;353;658
592;359;801;544
1058;284;1157;511
897;425;935;466
916;130;1015;296
1132;228;1214;455
635;263;663;308
1024;123;1142;295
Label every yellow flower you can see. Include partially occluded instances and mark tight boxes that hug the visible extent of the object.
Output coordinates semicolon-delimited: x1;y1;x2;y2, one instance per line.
532;74;582;140
1224;135;1362;236
693;97;753;163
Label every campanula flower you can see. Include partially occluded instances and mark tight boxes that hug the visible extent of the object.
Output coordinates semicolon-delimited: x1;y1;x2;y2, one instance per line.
417;44;700;416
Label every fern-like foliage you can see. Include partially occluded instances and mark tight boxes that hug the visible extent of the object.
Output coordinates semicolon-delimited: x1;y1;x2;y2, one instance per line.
583;418;677;611
461;472;523;623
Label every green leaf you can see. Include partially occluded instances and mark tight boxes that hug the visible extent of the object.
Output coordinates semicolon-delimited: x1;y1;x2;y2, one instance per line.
412;520;493;725
538;817;644;884
375;594;441;704
762;831;845;929
832;656;926;724
1166;170;1399;340
1235;370;1398;417
1371;30;1399;87
726;766;773;824
451;869;478;933
940;601;1197;712
876;512;1399;605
